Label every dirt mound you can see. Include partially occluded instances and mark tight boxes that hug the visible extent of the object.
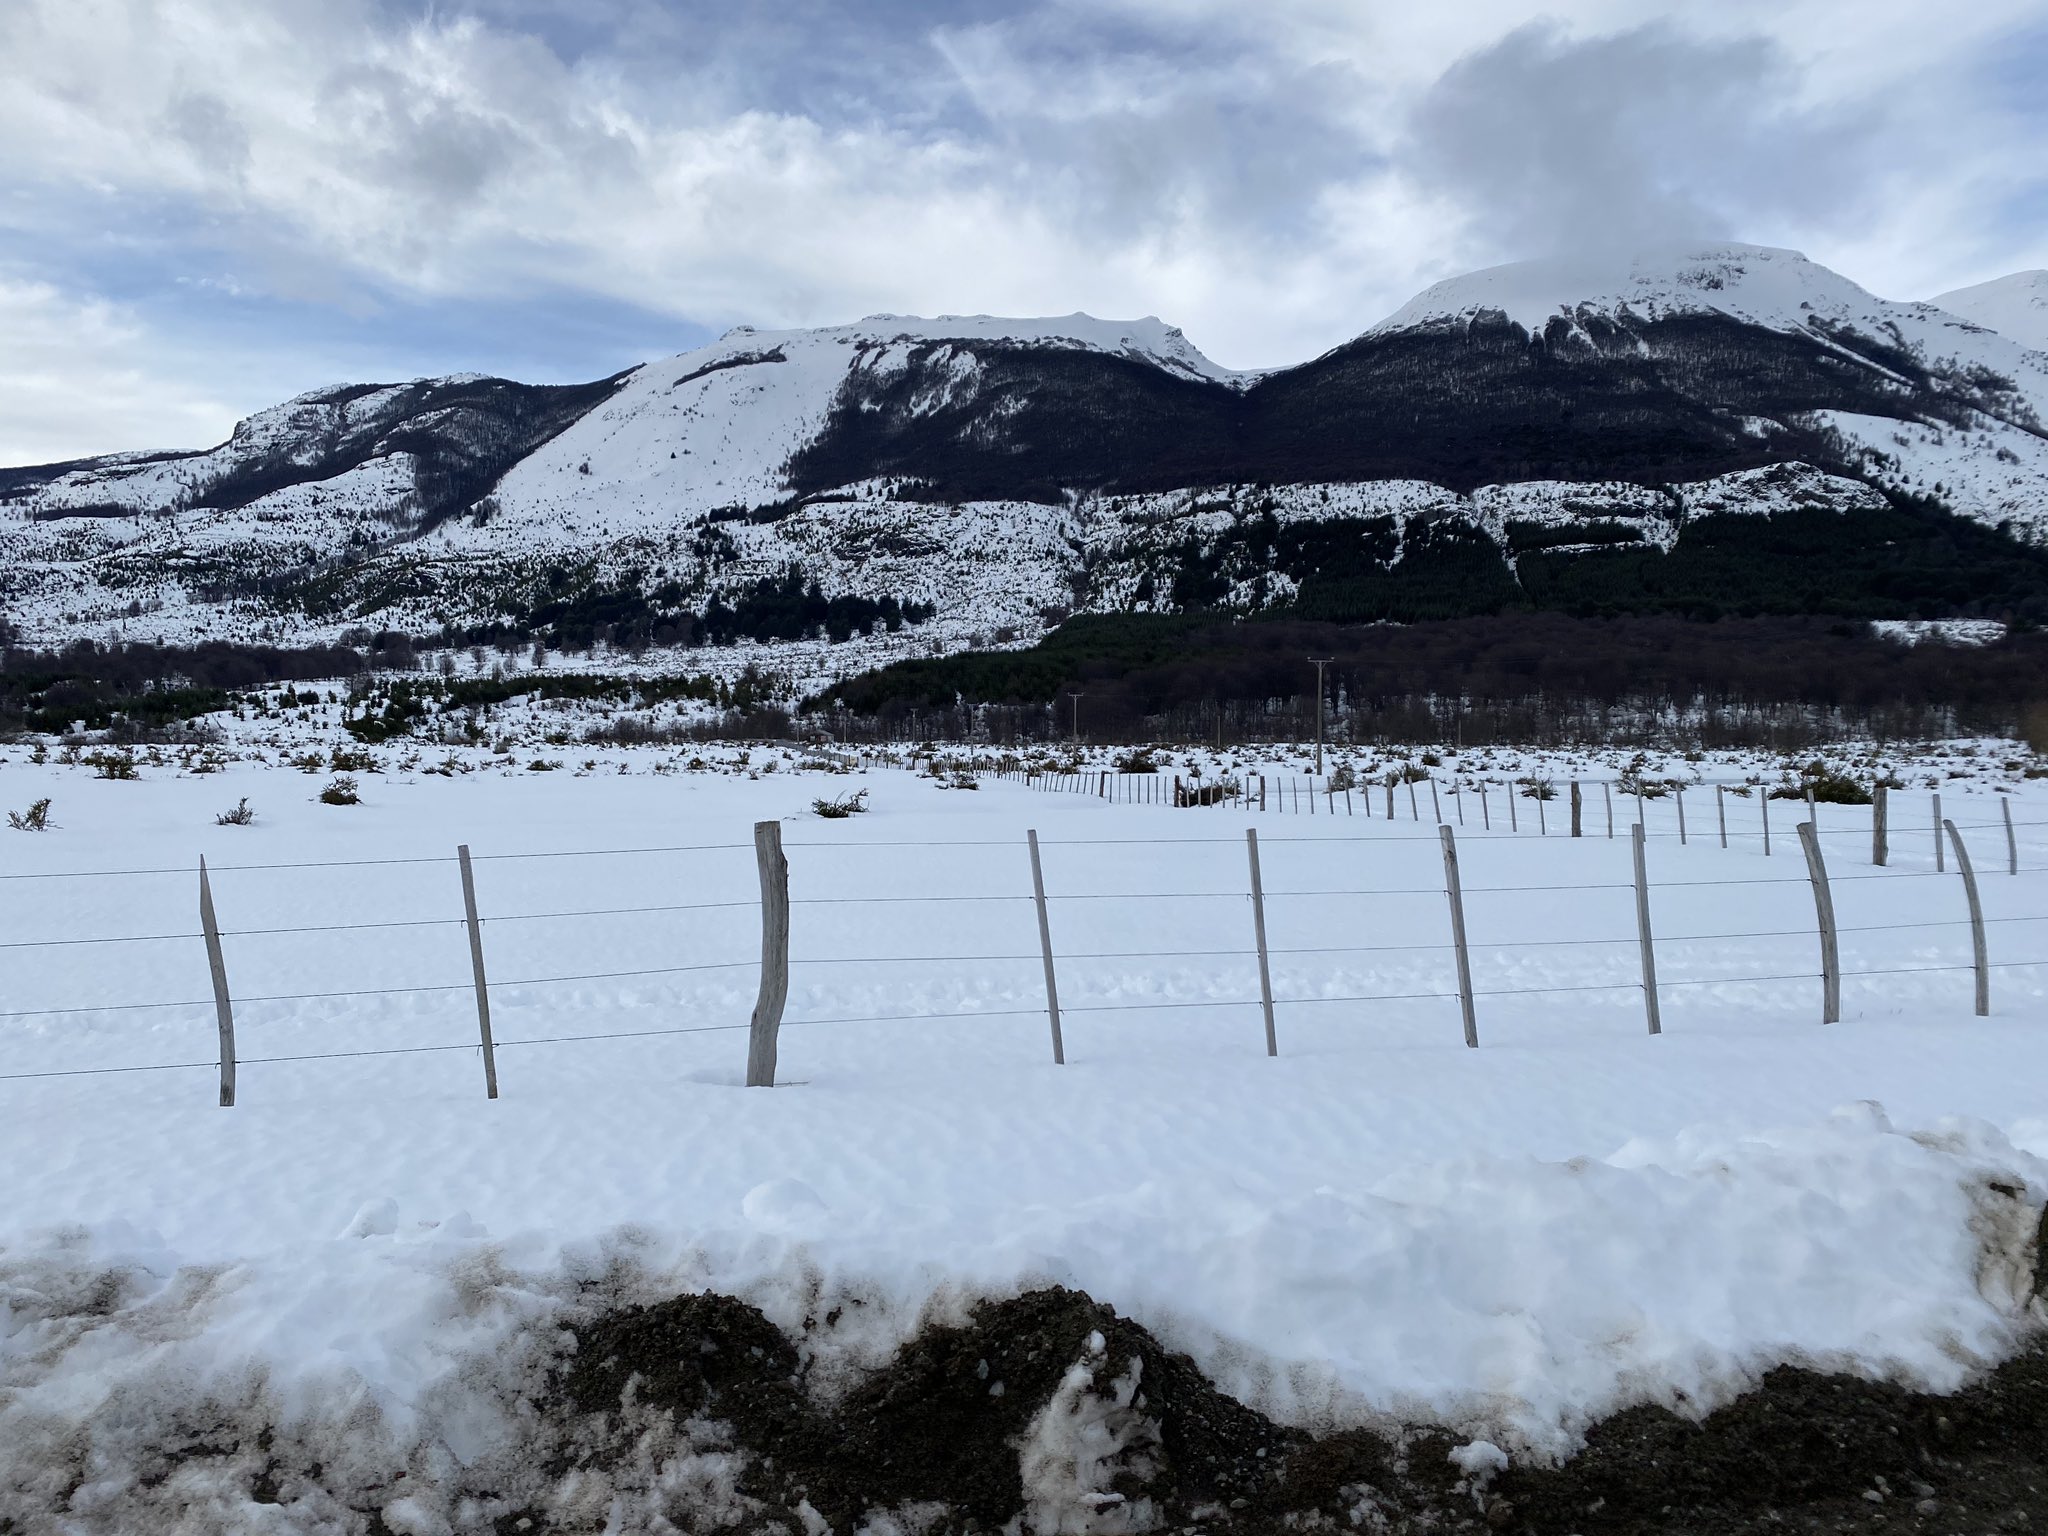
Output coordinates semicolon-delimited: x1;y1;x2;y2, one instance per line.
543;1287;1306;1530
533;1287;2048;1534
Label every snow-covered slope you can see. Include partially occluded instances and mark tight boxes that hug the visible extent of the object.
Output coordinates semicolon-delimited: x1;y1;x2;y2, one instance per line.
1933;271;2048;354
490;313;1243;531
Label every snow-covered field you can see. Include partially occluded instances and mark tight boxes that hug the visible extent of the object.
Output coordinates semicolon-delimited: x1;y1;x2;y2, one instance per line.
4;744;2046;1529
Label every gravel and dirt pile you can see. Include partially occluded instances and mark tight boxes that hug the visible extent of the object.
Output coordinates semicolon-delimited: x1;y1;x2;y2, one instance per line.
476;1284;2048;1535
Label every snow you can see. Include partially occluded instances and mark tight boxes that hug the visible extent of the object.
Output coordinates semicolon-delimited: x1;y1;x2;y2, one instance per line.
1;742;2045;1528
1871;618;2009;647
1370;245;2048;493
487;313;1245;543
1933;271;2048;354
1806;408;2048;532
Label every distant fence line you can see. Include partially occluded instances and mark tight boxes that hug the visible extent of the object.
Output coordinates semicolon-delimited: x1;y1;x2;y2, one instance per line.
0;769;2042;1101
1015;765;2032;869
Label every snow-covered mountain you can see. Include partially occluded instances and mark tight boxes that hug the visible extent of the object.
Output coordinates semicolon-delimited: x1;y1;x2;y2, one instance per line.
4;245;2046;669
1932;271;2048;354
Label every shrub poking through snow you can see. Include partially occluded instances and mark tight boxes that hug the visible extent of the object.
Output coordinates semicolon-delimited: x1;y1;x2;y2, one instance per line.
88;750;139;780
7;798;52;831
216;798;255;826
1770;760;1873;805
1328;761;1356;792
1114;748;1159;774
813;789;869;818
1519;776;1557;801
318;775;360;806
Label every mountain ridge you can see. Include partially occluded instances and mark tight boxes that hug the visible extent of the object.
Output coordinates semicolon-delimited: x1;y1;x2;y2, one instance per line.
4;245;2047;673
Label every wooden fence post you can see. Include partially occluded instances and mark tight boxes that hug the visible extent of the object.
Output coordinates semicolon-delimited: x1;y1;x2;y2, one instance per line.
1428;777;1441;823
1602;780;1613;839
745;820;789;1087
1675;786;1687;846
1762;790;1771;857
1454;782;1464;825
1536;788;1546;835
1386;780;1395;819
1634;785;1645;834
1260;774;1267;811
1716;784;1727;849
1872;784;1888;867
1795;821;1841;1025
2004;796;2018;875
1439;825;1478;1048
1806;786;1816;833
1932;792;1945;872
198;857;236;1108
1631;823;1662;1036
1406;779;1419;821
1479;785;1490;830
1507;784;1518;832
1246;828;1278;1057
1026;830;1065;1064
457;844;500;1099
1942;819;1990;1017
1570;780;1582;837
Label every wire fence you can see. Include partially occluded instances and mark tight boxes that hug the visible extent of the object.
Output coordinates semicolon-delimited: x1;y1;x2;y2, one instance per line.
1;766;2043;1095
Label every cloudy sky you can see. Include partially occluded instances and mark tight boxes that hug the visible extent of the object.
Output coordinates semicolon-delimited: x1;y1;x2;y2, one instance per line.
3;0;2044;465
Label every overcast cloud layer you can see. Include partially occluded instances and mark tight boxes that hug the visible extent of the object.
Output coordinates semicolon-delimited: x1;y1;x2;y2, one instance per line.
2;0;2044;464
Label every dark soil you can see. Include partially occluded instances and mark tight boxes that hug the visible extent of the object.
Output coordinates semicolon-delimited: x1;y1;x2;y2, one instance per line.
517;1285;2048;1535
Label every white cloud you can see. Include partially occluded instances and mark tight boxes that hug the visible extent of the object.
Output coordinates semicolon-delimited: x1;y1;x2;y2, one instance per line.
0;0;2044;463
0;278;243;465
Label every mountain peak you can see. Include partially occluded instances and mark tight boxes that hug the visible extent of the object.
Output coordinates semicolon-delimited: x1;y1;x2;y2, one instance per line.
1366;243;1891;339
693;311;1245;386
1932;270;2048;353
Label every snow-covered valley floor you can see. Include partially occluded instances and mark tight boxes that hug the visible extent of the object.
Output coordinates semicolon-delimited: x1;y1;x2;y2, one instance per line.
2;745;2045;1531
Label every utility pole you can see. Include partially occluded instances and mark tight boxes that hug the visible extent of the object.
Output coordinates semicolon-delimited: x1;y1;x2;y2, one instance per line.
1065;690;1086;744
1308;658;1334;777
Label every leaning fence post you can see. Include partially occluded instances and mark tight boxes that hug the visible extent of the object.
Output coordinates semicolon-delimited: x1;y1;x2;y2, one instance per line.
1675;786;1687;846
1479;785;1490;830
1246;828;1278;1057
1716;784;1728;849
1602;780;1613;838
1454;782;1464;825
1932;792;1945;872
1570;780;1582;837
745;820;789;1087
2003;796;2018;875
198;857;236;1108
1536;788;1546;835
1872;783;1888;867
1428;777;1442;824
1942;819;1990;1017
1507;784;1518;832
1795;821;1841;1024
1439;825;1478;1048
1630;823;1662;1036
1026;830;1066;1064
457;844;500;1099
1407;778;1419;821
